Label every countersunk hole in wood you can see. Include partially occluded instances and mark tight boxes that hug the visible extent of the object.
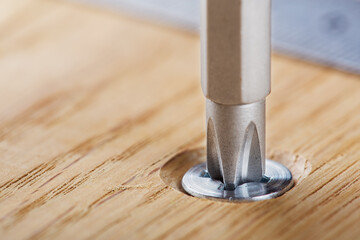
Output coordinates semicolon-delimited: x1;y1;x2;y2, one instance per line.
160;148;312;195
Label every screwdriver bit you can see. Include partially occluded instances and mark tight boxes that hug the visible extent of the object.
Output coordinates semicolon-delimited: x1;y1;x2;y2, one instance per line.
182;0;293;201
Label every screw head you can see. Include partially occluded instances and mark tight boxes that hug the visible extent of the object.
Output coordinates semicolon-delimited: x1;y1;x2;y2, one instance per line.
182;159;294;202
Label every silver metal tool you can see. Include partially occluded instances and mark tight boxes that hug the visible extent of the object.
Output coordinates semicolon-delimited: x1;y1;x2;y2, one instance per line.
182;0;294;201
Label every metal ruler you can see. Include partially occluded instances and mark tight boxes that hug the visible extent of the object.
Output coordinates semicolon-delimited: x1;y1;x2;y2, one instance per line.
77;0;360;74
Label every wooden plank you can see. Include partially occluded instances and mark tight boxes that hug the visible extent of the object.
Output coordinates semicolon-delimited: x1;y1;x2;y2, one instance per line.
0;0;359;239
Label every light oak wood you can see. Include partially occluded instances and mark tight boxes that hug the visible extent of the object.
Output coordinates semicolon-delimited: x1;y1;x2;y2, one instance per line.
0;1;359;239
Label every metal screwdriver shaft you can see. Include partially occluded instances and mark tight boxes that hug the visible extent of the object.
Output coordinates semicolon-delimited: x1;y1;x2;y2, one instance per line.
182;0;294;201
203;0;270;190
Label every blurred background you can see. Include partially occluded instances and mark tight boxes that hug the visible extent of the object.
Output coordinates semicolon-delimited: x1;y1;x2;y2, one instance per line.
75;0;360;74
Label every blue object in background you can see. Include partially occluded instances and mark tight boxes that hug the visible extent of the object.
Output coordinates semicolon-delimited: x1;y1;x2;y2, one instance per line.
77;0;360;74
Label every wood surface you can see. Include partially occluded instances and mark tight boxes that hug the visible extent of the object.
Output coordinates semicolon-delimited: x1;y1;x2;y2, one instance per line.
0;1;360;239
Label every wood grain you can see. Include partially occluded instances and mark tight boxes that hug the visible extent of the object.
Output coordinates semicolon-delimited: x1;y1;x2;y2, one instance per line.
0;0;359;239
